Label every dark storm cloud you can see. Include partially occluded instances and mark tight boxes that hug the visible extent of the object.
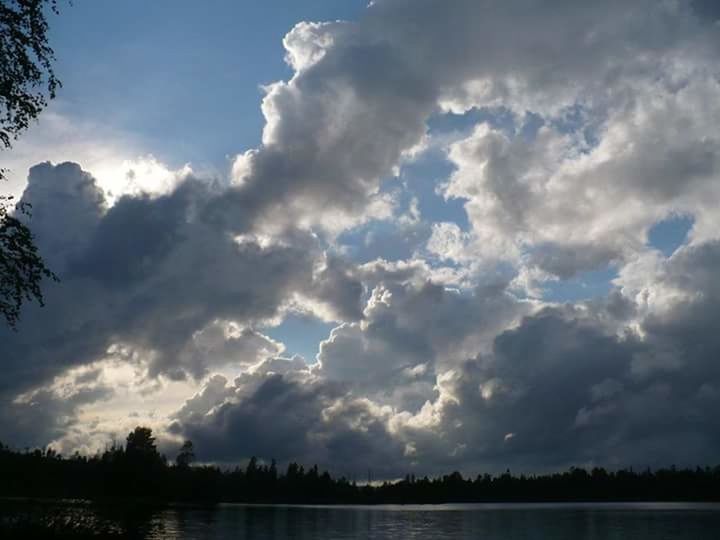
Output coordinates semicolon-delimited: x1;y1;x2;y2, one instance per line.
692;0;720;21
528;243;622;280
175;237;720;476
425;308;643;471
399;242;720;473
0;383;114;451
308;255;365;322
0;162;362;401
3;0;720;477
18;162;106;272
317;278;525;409
172;361;406;476
10;156;720;473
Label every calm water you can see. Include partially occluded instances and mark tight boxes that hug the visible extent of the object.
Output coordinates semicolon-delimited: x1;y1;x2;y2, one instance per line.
4;501;720;539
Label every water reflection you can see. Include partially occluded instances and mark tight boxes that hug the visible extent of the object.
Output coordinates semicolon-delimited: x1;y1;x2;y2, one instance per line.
154;502;720;540
3;501;720;539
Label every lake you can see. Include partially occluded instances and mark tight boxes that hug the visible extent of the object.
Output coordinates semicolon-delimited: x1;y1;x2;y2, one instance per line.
3;501;720;538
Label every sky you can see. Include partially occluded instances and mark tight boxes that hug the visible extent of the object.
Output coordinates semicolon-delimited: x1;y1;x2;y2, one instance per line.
2;0;720;477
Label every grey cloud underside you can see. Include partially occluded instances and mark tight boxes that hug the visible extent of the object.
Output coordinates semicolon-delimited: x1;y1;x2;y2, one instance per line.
0;385;113;451
167;0;720;474
448;244;720;472
0;161;362;443
3;0;720;476
174;368;406;476
175;247;720;474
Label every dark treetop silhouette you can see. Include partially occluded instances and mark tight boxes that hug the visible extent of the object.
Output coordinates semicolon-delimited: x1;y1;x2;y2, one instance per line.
2;426;720;504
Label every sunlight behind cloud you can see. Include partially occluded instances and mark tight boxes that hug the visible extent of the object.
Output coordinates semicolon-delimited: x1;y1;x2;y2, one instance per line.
93;155;193;204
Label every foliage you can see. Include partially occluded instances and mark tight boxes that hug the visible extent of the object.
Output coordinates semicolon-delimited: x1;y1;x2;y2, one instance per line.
0;0;63;153
0;196;57;327
125;427;158;458
0;0;66;327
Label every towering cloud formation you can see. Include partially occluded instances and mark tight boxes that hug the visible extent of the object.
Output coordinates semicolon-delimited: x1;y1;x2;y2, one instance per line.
3;0;720;475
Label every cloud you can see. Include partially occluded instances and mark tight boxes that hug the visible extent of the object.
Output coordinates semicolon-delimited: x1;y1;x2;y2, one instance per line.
215;0;691;234
430;19;720;278
0;162;360;403
18;162;107;273
4;0;720;478
171;359;406;475
388;239;720;473
0;364;115;450
317;274;526;409
0;109;163;200
169;241;720;475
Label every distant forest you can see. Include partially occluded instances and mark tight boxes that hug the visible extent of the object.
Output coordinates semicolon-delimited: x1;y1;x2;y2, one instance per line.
2;427;720;504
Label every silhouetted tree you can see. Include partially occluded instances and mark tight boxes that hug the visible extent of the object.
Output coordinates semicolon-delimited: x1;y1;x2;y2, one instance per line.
176;440;195;468
122;427;166;496
0;0;67;328
125;427;158;457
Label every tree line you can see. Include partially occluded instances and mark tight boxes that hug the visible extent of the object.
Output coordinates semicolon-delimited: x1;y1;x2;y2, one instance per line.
2;427;720;504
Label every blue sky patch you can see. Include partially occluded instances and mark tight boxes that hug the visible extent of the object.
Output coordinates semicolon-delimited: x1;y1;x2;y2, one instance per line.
48;0;368;171
542;266;618;303
263;313;336;363
647;214;694;257
399;150;470;230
